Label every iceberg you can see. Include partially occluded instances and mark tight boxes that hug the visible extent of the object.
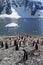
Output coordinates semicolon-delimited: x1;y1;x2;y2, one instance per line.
5;23;18;27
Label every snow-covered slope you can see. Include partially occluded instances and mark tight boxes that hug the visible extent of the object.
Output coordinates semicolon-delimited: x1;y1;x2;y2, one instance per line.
0;0;30;18
0;7;21;19
0;0;43;19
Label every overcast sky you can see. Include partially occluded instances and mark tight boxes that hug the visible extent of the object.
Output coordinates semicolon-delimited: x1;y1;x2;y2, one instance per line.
30;0;43;1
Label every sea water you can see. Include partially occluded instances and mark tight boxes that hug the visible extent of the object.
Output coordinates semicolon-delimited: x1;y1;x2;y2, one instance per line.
0;18;43;36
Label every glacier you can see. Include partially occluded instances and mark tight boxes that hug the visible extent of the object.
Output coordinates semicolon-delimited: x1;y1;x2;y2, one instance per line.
0;0;43;19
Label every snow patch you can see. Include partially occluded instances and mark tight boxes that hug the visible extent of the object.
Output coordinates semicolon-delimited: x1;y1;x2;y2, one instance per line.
5;23;18;27
0;7;21;19
4;57;11;60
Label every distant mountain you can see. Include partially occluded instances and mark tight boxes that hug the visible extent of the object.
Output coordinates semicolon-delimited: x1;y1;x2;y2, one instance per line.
0;0;29;14
0;0;43;18
0;0;31;18
0;0;12;14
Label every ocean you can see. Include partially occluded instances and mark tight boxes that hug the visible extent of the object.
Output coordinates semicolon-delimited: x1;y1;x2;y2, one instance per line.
0;18;43;36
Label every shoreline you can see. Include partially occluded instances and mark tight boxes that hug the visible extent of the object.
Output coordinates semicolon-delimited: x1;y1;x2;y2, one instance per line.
0;33;43;39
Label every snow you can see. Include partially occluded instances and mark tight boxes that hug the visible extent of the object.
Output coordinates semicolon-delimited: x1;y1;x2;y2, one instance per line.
0;7;21;19
4;57;10;60
0;7;43;19
0;0;43;19
0;6;28;18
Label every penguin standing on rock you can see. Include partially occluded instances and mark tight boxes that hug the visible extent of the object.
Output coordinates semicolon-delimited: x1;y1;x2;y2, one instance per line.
32;41;35;46
23;49;28;61
15;44;19;51
5;42;8;49
35;43;38;50
1;41;4;48
14;40;17;46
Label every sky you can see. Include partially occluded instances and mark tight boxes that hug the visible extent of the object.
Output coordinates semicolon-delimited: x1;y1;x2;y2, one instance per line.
30;0;43;1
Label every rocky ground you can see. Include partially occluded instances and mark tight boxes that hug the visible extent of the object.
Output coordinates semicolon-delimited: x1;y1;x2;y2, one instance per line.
0;34;43;65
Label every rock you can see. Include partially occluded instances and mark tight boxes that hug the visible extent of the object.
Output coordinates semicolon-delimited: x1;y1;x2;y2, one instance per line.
6;2;12;15
0;4;4;14
0;54;3;61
